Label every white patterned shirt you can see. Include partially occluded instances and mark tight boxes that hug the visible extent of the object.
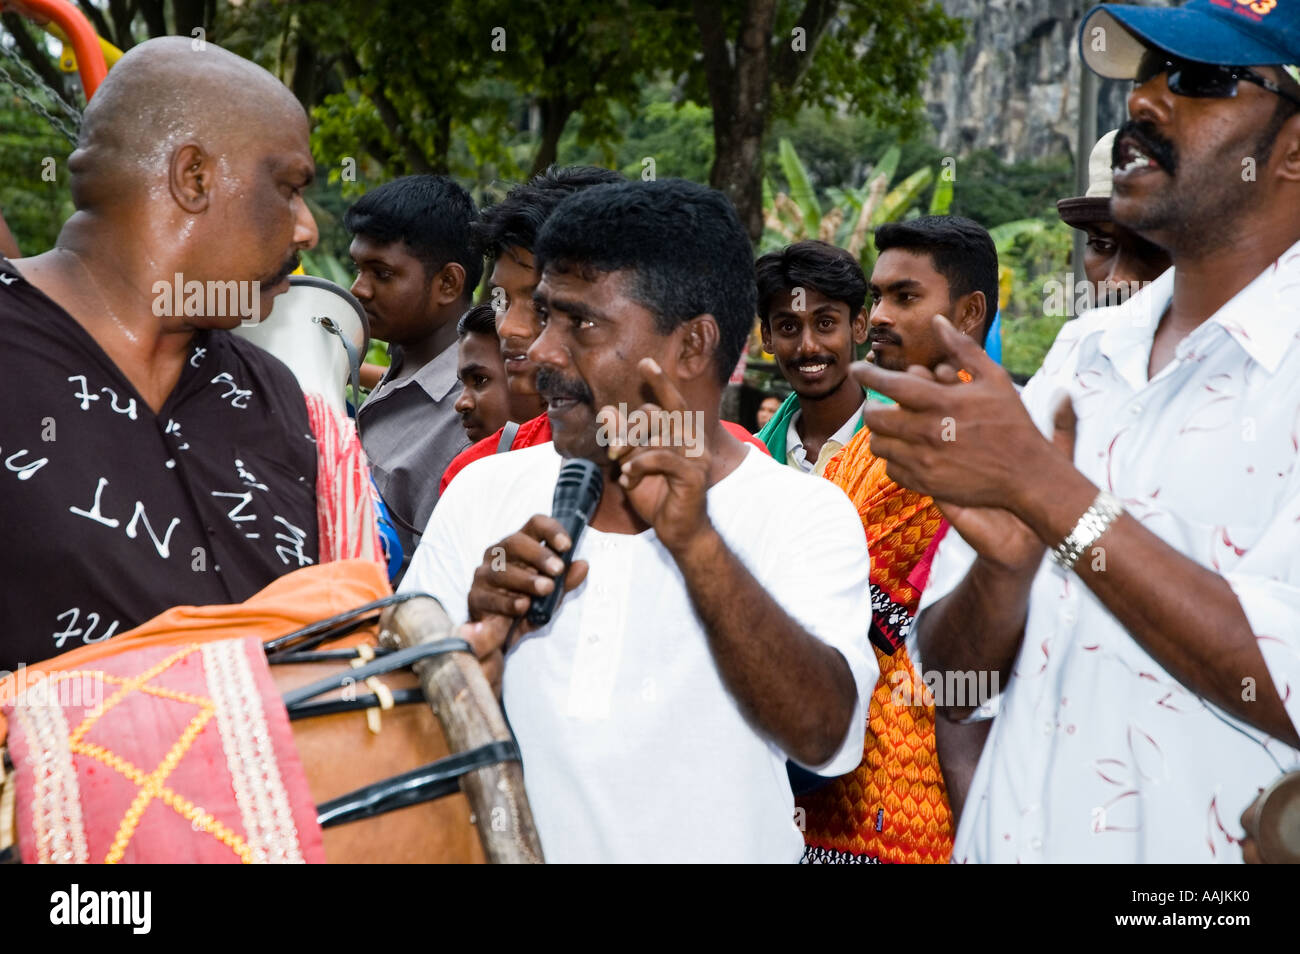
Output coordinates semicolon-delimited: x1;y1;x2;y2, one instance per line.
917;243;1300;863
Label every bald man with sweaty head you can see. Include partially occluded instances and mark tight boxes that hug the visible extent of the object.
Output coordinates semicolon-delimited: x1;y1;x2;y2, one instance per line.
0;38;377;670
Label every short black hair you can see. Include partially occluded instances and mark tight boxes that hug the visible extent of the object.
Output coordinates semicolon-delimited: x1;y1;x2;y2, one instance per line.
344;174;482;294
755;240;867;326
873;215;998;344
535;179;756;386
471;165;626;261
457;302;498;339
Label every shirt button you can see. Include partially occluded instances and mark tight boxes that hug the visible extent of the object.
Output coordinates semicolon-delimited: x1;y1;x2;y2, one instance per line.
587;633;599;644
1042;721;1053;736
1130;404;1142;415
1029;836;1043;850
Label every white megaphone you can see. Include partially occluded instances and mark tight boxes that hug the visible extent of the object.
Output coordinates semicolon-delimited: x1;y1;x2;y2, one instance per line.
233;275;370;417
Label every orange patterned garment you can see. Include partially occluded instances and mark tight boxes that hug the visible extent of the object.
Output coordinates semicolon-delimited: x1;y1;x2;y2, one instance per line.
797;426;954;864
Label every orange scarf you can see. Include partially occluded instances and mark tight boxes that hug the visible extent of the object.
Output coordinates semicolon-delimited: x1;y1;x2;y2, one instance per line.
797;427;954;863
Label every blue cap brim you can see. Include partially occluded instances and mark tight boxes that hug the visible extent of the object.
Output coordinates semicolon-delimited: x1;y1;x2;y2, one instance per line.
1081;4;1296;79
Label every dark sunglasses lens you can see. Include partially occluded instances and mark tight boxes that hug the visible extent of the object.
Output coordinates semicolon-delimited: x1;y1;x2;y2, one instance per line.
1169;61;1238;97
1135;50;1165;85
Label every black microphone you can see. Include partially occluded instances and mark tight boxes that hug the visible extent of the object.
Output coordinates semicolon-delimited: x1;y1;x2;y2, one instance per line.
526;458;604;627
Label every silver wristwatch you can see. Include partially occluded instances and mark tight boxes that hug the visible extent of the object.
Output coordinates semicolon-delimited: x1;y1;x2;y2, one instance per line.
1049;490;1123;572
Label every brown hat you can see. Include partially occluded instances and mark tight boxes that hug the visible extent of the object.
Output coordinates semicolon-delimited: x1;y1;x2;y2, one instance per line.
1057;130;1117;228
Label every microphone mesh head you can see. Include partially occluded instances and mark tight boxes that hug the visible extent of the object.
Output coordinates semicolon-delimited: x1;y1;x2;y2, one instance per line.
553;458;604;521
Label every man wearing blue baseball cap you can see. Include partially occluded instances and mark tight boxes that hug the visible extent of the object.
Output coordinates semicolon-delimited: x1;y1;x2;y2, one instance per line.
852;0;1300;862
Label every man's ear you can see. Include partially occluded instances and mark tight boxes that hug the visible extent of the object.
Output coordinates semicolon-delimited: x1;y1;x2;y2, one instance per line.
677;313;722;383
953;290;986;340
431;262;468;307
851;305;870;346
169;143;211;214
1273;108;1300;185
759;318;772;354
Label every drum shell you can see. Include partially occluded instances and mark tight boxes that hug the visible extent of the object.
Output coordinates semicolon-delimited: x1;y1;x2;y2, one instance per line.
270;657;485;864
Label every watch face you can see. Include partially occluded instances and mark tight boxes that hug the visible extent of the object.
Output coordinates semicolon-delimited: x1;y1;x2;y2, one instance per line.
1258;771;1300;864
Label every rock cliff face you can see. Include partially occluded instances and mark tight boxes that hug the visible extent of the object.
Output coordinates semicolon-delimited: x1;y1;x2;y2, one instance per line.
922;0;1170;163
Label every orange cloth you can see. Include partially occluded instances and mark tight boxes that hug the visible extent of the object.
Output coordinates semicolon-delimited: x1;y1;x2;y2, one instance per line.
0;559;391;744
796;426;955;864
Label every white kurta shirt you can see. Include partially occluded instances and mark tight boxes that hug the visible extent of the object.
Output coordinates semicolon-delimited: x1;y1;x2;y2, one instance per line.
917;244;1300;863
401;441;875;862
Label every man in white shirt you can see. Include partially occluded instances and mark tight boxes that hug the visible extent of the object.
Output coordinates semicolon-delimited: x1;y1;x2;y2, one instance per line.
401;179;875;862
852;0;1300;862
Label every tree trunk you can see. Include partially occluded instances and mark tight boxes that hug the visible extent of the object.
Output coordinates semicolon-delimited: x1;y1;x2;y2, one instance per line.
171;0;207;38
528;95;572;178
693;0;777;243
137;0;167;41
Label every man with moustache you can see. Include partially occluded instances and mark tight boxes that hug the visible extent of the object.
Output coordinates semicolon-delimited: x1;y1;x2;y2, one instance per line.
855;0;1300;862
755;240;871;475
348;175;481;566
440;165;767;493
798;216;997;864
401;179;876;862
0;38;341;670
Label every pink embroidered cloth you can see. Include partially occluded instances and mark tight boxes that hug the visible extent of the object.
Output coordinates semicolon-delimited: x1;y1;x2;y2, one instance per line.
4;636;324;864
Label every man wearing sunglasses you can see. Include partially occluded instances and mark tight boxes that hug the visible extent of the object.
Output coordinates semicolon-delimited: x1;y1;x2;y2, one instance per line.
852;0;1300;863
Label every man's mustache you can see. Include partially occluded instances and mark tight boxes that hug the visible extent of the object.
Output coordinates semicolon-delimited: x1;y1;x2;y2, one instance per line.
794;354;837;367
1115;119;1178;176
266;254;300;285
536;367;594;404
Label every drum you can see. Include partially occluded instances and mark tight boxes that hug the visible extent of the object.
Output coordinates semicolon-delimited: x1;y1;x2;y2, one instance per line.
0;596;541;864
233;275;370;418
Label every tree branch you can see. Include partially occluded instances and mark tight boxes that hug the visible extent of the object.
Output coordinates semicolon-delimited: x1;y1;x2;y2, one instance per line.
340;51;433;175
771;0;837;94
106;0;136;49
73;0;114;47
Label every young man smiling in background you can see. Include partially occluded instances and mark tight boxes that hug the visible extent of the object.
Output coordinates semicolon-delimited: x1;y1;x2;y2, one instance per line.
755;240;870;475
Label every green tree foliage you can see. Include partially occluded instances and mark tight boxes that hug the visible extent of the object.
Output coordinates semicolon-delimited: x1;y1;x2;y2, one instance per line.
684;0;965;238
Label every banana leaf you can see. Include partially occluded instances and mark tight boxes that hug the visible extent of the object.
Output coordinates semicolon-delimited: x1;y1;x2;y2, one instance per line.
988;218;1048;254
871;145;901;190
778;137;821;234
928;170;954;215
872;167;933;225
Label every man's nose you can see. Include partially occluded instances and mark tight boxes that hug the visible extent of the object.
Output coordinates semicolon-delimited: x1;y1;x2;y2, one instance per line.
797;324;820;354
527;317;567;370
350;272;371;302
498;301;537;345
294;197;319;250
869;306;893;331
454;388;473;413
1127;70;1172;129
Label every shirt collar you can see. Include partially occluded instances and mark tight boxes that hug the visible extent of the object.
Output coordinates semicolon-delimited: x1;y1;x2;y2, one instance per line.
1094;267;1171;391
384;340;462;402
786;399;865;458
1093;241;1300;384
1197;240;1300;376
